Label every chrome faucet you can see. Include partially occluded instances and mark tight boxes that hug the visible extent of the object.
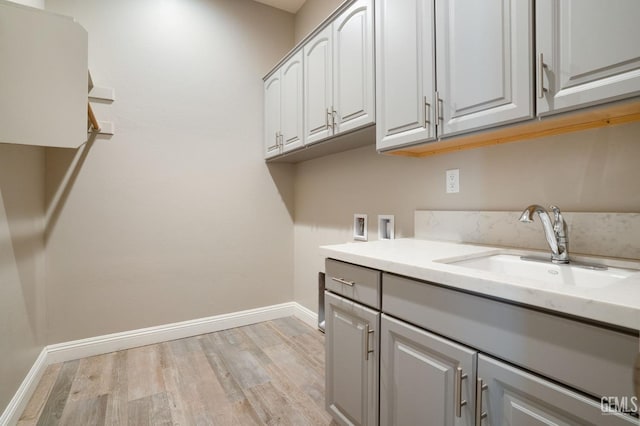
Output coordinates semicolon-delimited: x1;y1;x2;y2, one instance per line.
519;204;569;264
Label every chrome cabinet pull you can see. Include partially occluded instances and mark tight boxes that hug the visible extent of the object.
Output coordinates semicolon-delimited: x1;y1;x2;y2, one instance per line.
331;108;337;133
475;378;488;426
326;108;331;130
365;324;374;360
331;277;355;286
424;96;431;127
269;131;279;150
434;91;443;127
538;53;548;99
455;367;468;418
279;132;284;147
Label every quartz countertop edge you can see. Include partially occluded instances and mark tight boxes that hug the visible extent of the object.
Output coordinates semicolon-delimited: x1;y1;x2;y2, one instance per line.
319;238;640;332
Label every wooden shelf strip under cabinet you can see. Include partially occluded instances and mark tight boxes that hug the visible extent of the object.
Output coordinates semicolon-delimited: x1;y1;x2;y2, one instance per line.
384;99;640;158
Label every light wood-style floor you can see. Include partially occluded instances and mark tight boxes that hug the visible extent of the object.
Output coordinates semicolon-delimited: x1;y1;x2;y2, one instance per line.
19;317;336;425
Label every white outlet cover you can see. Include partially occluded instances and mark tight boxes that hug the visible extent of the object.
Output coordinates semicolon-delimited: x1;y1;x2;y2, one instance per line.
446;169;460;193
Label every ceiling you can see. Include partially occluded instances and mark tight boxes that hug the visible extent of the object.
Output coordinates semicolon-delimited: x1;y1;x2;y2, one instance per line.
253;0;306;14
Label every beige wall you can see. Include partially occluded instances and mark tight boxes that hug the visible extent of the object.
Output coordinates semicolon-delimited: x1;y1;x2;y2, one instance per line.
0;144;46;413
43;0;295;343
294;0;343;43
293;121;640;312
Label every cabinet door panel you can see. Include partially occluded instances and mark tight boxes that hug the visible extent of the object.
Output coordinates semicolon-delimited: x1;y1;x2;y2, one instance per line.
380;314;476;426
0;2;87;148
333;0;374;134
435;0;533;136
325;291;379;426
304;27;333;145
375;0;435;150
264;73;281;158
478;354;637;426
281;51;304;153
537;0;640;114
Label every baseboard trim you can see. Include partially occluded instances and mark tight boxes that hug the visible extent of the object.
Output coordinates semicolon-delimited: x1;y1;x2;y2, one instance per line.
1;301;320;425
0;347;48;426
293;303;319;330
46;302;298;364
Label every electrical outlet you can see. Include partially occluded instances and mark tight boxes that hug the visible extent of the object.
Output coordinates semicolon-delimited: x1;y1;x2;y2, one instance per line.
446;169;459;193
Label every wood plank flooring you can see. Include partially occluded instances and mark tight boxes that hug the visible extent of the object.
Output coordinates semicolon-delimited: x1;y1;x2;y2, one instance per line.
19;317;337;425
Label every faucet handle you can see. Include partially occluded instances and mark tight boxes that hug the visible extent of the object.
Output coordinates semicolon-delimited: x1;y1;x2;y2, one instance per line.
550;205;567;238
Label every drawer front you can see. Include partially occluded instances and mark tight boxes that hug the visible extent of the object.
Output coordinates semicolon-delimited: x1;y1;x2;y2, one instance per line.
326;259;381;309
382;272;639;401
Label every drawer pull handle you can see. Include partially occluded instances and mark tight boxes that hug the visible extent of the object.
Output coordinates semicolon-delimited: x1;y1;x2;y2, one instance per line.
365;324;374;360
331;277;355;287
455;367;468;418
475;378;488;426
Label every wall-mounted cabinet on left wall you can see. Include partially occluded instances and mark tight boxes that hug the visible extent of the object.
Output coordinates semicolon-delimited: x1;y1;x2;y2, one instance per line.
0;0;88;148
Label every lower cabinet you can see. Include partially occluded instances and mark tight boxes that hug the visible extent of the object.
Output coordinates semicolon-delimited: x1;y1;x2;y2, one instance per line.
324;259;639;426
380;314;476;426
325;291;379;426
477;355;637;426
380;314;638;426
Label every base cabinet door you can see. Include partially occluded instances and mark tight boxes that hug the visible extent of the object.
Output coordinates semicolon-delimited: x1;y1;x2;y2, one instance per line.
536;0;640;115
325;291;379;426
380;314;476;426
477;354;637;425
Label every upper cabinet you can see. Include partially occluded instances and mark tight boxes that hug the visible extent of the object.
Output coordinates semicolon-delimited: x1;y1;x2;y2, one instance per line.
375;0;435;151
304;0;374;145
264;51;304;159
266;0;640;160
332;0;375;135
264;72;282;158
536;0;640;115
304;27;334;145
376;0;533;150
0;0;88;148
265;0;374;161
435;0;533;136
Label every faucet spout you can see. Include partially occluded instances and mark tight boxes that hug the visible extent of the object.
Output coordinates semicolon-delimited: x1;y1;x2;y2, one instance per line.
519;204;569;263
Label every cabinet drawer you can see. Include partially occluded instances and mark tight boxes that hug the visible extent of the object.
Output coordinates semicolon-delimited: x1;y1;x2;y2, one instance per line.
326;259;381;309
382;273;639;401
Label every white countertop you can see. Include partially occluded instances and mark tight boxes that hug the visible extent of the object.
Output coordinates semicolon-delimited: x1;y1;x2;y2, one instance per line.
319;238;640;331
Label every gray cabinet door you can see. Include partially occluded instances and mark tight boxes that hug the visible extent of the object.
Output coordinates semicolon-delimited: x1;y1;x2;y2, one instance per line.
380;314;476;426
333;0;375;134
280;51;304;153
435;0;534;136
478;354;638;425
375;0;435;151
536;0;640;115
325;291;379;426
304;26;334;145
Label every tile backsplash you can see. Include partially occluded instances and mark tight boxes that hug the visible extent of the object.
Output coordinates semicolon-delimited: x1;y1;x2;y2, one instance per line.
415;210;640;260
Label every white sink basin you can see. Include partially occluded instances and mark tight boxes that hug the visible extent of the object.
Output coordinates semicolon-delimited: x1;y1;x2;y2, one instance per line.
447;254;639;288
